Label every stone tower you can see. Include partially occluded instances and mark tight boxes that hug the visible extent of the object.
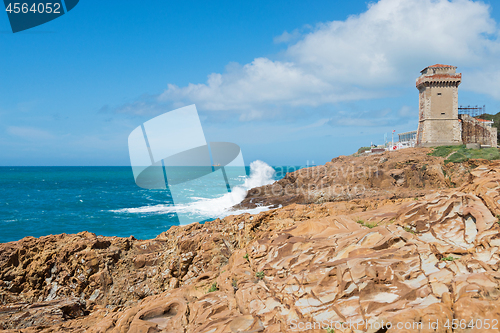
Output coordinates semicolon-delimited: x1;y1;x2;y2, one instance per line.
416;64;462;146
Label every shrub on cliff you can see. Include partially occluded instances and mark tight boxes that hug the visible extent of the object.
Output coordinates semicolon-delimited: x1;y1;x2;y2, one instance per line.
357;146;371;154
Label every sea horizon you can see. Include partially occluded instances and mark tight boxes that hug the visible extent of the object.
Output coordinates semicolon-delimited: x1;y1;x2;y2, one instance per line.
0;163;304;243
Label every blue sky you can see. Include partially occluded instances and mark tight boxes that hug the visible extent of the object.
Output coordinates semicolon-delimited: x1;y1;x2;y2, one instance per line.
1;0;500;166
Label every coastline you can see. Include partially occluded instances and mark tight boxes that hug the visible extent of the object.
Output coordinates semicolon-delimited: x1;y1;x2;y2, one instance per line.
0;164;298;243
1;148;500;331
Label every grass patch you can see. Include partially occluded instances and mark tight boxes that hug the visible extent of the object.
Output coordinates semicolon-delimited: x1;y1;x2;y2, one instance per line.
243;253;249;262
429;145;500;163
256;271;265;280
429;145;462;158
441;256;457;262
207;282;218;293
403;226;416;234
326;329;335;333
356;219;377;229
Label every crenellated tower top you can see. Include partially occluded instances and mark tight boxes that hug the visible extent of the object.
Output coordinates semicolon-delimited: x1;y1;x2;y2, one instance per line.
416;64;461;89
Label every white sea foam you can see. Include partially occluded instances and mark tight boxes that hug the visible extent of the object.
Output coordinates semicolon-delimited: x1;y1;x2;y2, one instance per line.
113;160;276;220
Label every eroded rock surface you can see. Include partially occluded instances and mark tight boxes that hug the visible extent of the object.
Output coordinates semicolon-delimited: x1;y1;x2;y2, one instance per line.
235;148;477;210
1;159;500;332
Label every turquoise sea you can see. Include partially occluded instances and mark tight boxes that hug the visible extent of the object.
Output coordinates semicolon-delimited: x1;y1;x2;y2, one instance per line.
0;163;302;243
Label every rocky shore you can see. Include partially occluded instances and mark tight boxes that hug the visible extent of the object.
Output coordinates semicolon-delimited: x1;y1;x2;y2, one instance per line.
1;148;500;332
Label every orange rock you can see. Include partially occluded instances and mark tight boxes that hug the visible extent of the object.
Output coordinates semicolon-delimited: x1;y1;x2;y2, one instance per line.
1;154;500;332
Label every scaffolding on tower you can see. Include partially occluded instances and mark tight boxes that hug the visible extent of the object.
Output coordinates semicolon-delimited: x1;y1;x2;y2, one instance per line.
458;105;485;118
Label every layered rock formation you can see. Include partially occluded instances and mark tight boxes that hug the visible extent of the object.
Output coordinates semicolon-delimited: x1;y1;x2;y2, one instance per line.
235;147;475;210
1;151;500;332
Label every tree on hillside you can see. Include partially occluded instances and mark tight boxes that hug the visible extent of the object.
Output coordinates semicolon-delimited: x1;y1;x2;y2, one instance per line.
477;112;500;144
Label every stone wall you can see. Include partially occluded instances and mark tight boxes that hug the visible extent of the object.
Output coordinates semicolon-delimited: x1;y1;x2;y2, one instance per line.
418;118;462;147
460;114;498;147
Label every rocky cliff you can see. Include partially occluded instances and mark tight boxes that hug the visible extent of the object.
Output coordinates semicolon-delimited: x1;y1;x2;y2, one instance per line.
1;150;500;332
235;148;475;210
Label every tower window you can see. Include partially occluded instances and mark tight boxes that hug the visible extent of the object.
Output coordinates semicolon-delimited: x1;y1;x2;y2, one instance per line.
437;93;442;95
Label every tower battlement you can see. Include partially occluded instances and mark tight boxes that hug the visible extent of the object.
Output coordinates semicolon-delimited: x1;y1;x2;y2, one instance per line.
420;64;457;75
416;64;461;89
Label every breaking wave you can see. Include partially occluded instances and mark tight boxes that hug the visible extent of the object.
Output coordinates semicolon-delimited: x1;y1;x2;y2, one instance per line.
112;160;276;220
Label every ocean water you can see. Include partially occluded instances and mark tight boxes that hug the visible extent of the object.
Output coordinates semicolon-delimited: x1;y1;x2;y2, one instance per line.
0;162;302;243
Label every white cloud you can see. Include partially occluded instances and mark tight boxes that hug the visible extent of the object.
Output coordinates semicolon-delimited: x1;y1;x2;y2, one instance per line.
273;29;301;43
160;58;335;108
159;57;380;118
398;105;414;117
139;0;500;120
464;67;500;99
7;126;55;140
288;0;496;86
328;108;391;127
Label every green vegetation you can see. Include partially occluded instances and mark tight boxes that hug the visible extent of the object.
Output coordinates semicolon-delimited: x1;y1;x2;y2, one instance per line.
208;282;218;293
256;271;265;279
429;145;462;158
356;219;377;229
441;256;457;262
232;278;238;289
243;253;249;261
497;215;500;226
357;146;371;154
429;145;500;163
326;329;335;333
403;226;416;234
477;111;500;141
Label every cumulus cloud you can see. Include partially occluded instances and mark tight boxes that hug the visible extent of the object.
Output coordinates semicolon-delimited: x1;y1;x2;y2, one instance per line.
158;58;377;114
465;67;500;99
118;0;500;120
287;0;496;86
